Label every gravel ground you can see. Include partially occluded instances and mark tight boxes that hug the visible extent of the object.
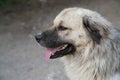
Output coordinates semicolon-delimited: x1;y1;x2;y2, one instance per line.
0;0;120;80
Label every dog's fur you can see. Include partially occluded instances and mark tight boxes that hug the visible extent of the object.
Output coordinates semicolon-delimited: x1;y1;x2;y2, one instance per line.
36;7;120;80
53;8;120;80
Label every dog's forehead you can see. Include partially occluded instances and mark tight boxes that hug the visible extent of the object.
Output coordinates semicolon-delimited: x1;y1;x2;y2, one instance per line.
53;8;110;29
53;8;83;28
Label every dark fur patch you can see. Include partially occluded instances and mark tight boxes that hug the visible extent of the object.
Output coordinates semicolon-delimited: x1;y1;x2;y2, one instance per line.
83;16;102;44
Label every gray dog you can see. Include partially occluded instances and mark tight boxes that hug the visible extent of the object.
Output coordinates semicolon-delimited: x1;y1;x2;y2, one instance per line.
35;8;120;80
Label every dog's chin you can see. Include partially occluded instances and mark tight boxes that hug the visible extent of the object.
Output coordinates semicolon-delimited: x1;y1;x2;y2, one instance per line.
45;43;76;59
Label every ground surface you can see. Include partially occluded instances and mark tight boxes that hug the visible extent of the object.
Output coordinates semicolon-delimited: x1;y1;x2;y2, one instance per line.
0;0;120;80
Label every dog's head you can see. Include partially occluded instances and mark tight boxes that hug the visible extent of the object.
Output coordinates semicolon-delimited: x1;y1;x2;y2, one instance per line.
35;8;111;61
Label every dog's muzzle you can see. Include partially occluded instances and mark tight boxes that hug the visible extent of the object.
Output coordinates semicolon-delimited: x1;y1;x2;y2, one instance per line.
35;30;76;60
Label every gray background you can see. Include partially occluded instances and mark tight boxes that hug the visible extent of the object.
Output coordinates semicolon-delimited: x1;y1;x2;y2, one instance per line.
0;0;120;80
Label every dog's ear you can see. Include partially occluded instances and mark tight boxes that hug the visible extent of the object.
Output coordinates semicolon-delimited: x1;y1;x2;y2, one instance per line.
83;16;109;44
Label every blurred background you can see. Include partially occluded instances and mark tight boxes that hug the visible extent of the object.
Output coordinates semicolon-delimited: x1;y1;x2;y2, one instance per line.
0;0;120;80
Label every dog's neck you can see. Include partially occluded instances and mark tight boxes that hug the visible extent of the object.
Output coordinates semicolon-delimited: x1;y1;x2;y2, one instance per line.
61;40;120;80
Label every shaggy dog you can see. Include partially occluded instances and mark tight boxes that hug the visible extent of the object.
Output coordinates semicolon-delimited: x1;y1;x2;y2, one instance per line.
35;8;120;80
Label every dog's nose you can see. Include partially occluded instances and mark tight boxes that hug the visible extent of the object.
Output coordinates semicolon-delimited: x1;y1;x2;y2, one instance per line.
35;33;43;43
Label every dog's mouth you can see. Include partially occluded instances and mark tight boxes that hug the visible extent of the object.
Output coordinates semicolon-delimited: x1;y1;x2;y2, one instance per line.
45;43;75;61
35;31;76;61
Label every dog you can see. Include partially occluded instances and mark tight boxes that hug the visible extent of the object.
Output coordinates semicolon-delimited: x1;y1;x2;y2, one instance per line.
35;8;120;80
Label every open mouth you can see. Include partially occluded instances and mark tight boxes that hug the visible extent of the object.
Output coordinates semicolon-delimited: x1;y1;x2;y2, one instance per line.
45;43;76;61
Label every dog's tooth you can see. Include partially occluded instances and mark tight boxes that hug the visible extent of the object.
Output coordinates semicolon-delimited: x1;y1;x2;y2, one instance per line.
63;44;68;48
51;52;54;55
61;44;68;49
61;46;64;49
64;44;68;47
61;46;65;49
57;44;68;52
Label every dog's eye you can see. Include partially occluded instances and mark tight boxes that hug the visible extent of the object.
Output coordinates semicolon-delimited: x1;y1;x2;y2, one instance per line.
58;26;68;31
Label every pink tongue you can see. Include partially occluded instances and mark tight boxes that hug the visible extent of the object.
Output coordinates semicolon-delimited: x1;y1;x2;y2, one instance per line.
45;48;58;61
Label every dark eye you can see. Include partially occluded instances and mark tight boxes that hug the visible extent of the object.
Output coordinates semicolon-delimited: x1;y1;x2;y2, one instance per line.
58;26;68;31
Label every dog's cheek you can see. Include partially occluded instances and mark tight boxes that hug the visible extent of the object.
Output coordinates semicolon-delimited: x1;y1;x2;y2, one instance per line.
58;31;79;44
58;30;70;39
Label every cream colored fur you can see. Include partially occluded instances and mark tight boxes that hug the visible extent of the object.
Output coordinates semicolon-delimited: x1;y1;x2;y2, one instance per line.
53;8;120;80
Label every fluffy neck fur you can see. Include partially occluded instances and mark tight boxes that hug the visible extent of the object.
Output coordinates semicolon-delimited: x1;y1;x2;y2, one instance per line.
61;29;120;80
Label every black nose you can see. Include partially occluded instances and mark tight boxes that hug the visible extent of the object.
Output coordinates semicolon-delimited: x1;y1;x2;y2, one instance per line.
35;33;43;43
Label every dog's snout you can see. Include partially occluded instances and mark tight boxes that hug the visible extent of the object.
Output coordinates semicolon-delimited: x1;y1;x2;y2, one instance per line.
35;33;43;42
